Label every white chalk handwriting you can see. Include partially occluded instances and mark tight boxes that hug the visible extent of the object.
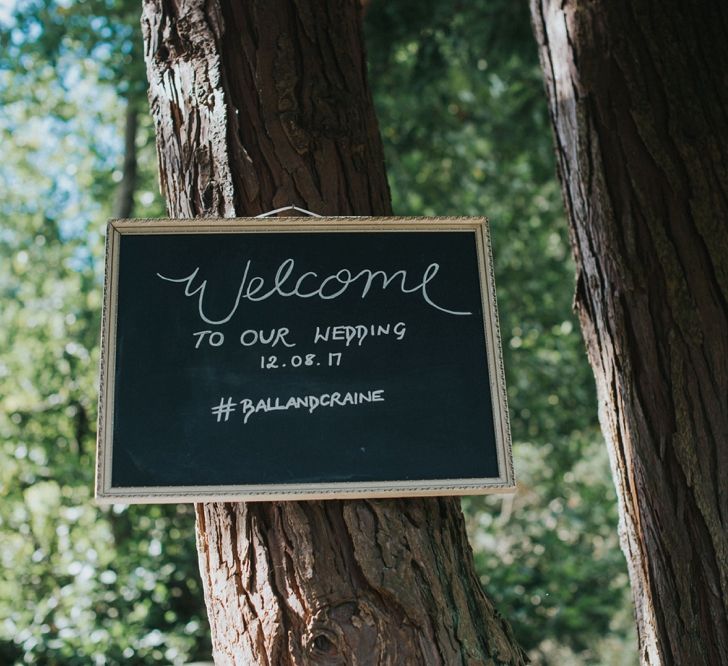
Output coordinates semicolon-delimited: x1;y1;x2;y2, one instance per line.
157;258;471;324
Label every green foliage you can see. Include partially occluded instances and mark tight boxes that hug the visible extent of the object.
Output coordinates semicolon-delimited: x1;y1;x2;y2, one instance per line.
0;0;635;663
0;17;209;663
1;0;146;98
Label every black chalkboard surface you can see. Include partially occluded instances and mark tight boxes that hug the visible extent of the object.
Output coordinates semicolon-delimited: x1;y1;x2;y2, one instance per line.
95;217;514;502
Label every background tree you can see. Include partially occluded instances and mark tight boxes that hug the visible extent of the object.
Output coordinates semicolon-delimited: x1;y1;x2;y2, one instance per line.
531;1;728;663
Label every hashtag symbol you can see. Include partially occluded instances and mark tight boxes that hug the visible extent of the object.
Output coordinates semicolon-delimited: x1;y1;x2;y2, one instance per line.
211;396;236;422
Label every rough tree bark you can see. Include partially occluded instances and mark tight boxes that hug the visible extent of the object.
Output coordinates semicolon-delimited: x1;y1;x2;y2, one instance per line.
141;1;526;663
530;2;728;664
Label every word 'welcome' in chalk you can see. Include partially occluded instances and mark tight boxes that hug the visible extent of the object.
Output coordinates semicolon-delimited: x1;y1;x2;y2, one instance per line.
156;258;472;325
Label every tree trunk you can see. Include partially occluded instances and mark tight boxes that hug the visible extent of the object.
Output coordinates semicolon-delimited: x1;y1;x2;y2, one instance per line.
141;1;526;663
114;95;139;219
530;2;728;664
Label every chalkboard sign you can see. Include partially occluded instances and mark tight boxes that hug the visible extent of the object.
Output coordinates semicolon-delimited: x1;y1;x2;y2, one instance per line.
95;217;514;503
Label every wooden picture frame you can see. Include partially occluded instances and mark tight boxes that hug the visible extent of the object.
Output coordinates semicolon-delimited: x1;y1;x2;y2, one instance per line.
96;217;515;503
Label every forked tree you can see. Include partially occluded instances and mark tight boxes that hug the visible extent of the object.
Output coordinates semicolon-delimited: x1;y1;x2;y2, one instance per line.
531;1;728;664
141;0;526;663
